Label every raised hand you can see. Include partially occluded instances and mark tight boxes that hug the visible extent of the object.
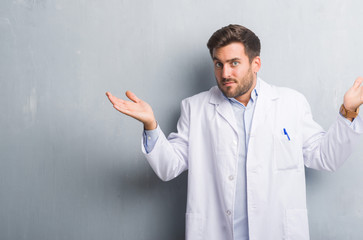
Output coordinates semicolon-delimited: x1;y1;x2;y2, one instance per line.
343;77;363;112
106;91;157;130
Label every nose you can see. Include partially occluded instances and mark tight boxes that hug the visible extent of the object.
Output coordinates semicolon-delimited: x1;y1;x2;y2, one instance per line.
222;65;232;79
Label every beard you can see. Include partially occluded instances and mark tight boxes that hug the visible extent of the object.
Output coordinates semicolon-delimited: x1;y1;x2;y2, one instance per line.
217;68;255;99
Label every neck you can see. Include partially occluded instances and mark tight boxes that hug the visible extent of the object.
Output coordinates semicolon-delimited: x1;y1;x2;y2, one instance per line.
235;77;257;106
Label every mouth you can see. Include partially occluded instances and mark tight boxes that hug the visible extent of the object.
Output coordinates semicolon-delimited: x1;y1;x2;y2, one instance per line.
222;80;236;87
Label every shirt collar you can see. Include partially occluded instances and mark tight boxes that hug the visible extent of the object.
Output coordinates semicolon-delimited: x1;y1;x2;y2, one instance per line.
226;78;260;105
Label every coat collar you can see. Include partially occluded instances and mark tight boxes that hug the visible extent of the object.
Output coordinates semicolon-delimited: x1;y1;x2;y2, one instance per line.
208;78;279;134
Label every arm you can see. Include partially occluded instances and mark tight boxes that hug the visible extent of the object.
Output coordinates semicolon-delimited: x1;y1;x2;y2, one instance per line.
106;91;189;181
141;100;190;181
303;77;363;171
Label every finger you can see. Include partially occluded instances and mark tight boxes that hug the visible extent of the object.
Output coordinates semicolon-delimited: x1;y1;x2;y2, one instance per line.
113;104;135;118
113;103;125;111
106;92;112;102
107;93;125;106
114;104;128;114
125;91;141;103
106;92;115;104
353;77;363;88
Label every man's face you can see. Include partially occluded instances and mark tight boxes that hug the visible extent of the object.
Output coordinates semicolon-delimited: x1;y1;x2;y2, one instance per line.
212;42;260;101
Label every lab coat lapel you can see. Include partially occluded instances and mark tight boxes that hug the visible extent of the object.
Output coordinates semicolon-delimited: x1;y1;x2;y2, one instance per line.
209;87;238;134
250;79;279;136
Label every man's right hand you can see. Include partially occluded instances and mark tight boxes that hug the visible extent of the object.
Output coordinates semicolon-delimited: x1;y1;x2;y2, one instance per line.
106;91;157;130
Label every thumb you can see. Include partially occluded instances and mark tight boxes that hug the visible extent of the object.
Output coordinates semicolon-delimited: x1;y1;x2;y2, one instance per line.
125;91;141;103
353;77;363;88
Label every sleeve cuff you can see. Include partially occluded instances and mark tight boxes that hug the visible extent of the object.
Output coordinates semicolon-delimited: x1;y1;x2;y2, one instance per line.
143;124;160;153
338;113;363;133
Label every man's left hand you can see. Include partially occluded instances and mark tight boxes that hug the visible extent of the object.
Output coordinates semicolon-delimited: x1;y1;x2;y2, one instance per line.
344;77;363;112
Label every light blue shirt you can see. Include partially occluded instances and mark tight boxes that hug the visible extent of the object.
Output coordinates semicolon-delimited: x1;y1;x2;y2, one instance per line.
227;81;259;240
143;127;159;153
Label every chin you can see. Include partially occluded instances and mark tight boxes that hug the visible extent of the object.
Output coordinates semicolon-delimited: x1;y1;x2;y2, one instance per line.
223;89;237;98
217;83;238;98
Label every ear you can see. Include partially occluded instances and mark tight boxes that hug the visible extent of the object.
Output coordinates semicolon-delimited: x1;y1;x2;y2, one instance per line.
251;56;261;73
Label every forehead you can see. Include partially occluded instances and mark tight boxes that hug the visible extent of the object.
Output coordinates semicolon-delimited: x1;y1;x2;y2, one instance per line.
212;42;248;61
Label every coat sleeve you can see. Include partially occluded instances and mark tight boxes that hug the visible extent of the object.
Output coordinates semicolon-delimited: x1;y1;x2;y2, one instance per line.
301;96;363;171
141;99;190;181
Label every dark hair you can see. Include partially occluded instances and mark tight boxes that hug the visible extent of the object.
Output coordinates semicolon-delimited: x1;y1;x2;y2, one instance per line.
207;24;261;63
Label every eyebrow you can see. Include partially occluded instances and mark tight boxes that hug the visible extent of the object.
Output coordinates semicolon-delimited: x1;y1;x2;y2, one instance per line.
212;57;241;63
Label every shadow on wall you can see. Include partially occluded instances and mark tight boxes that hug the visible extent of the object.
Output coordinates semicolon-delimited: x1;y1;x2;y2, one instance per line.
188;54;215;97
65;136;188;239
114;154;188;240
157;50;214;133
99;50;212;239
190;61;215;95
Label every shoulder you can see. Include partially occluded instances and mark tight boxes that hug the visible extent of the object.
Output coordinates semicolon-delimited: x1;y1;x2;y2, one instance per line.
177;86;221;117
261;79;307;103
276;86;306;101
181;86;219;105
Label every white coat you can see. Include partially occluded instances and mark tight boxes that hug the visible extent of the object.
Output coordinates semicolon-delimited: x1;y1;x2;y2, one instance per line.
142;79;362;240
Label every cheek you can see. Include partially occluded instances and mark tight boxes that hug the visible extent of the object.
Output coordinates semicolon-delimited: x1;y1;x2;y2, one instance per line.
214;69;222;79
236;68;249;78
231;69;241;79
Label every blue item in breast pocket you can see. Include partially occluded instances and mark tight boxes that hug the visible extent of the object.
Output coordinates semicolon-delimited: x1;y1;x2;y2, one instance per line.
283;128;290;141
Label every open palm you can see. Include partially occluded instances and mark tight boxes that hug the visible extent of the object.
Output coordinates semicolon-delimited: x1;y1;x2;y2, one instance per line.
106;91;157;130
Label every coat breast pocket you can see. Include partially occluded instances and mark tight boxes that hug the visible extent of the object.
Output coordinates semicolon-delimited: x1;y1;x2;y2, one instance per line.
273;130;302;171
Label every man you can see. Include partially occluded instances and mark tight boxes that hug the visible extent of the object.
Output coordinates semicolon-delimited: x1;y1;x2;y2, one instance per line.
106;25;363;240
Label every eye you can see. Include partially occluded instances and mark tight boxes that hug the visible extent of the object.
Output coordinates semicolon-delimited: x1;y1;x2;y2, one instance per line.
215;62;223;68
232;61;239;66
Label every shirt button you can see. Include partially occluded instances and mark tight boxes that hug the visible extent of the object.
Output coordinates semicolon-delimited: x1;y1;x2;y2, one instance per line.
228;175;234;181
147;136;151;140
233;140;237;145
226;210;232;216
